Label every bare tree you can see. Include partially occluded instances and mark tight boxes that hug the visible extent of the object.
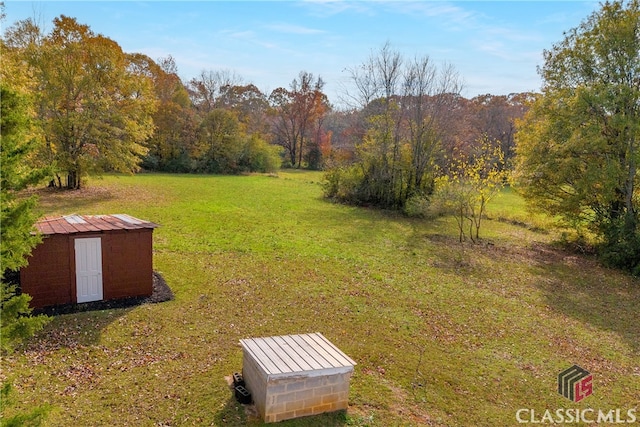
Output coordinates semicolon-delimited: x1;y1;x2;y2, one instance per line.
269;71;329;168
330;42;463;208
403;59;463;198
188;69;243;113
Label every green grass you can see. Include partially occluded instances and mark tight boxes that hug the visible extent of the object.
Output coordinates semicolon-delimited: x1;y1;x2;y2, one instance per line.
3;171;639;426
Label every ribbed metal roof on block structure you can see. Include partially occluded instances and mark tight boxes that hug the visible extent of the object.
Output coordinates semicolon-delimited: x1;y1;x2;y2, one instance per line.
240;332;357;377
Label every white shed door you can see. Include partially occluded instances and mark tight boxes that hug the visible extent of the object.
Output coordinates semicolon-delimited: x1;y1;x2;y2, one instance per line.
75;237;103;303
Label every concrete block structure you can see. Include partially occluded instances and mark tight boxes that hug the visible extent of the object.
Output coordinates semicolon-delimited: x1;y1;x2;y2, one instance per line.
239;332;356;423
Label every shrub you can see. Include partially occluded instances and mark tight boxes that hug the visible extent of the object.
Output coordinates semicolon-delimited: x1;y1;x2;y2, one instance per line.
403;194;431;218
241;135;282;173
598;217;640;276
322;165;365;204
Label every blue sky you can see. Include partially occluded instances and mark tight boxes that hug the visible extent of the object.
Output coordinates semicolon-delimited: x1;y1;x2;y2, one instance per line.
3;1;600;106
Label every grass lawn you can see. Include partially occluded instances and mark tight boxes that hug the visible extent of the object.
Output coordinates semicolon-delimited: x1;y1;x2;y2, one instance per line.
3;171;639;426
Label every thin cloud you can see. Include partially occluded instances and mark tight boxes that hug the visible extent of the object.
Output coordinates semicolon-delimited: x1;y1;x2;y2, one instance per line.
386;1;478;27
264;23;326;35
299;0;375;18
219;29;279;50
225;30;256;40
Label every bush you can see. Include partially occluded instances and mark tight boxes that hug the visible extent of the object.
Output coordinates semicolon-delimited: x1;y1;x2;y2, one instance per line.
403;181;463;219
241;136;282;173
403;194;431;217
598;217;640;276
322;165;365;204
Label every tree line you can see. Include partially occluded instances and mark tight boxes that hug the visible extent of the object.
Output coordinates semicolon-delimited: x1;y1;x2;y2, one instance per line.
2;0;639;291
1;15;527;187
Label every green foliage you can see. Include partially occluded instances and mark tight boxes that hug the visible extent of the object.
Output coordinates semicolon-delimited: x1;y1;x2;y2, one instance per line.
0;86;43;272
0;84;51;353
1;382;49;427
241;134;282;173
0;284;50;353
402;193;432;218
322;164;366;205
195;109;244;173
514;0;640;273
193;109;282;174
599;216;640;275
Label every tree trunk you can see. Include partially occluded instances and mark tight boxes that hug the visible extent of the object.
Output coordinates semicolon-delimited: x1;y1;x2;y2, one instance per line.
297;135;304;169
625;137;636;223
66;170;81;189
289;143;296;168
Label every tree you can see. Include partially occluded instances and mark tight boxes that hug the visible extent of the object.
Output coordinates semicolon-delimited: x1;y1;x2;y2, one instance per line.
195;109;244;173
269;71;330;168
324;43;463;208
0;83;50;353
1;382;49;426
468;93;530;166
4;15;157;189
403;61;463;200
434;135;507;242
135;55;198;172
217;83;270;136
514;0;640;273
188;69;243;114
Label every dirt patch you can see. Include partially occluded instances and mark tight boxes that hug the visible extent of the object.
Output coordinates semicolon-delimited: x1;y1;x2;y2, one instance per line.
34;271;173;316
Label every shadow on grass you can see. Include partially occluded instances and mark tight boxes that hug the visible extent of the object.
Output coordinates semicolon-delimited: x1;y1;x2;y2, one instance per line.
213;396;252;426
21;307;134;353
532;252;640;354
30;185;114;215
21;273;173;353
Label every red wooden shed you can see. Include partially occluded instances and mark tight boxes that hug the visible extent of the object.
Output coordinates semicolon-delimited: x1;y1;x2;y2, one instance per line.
20;214;159;309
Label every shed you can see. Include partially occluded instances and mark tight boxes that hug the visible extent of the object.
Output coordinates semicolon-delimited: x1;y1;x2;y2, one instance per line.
239;332;357;423
20;214;159;309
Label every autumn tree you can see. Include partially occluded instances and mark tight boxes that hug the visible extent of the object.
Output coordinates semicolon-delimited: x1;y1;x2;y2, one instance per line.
217;83;270;136
269;71;330;168
323;109;364;162
324;43;462;208
136;55;198;172
468;93;530;166
426;135;507;242
188;69;243;114
514;0;640;273
4;15;157;189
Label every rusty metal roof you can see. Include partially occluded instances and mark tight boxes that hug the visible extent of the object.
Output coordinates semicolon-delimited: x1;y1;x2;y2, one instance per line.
35;214;159;235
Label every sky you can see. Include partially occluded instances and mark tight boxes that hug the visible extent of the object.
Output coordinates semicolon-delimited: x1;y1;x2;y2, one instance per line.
2;1;601;106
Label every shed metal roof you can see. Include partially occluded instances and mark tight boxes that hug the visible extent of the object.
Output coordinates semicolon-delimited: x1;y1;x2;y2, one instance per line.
35;214;159;235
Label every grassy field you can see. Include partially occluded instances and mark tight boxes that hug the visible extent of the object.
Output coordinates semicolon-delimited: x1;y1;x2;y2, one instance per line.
3;171;639;426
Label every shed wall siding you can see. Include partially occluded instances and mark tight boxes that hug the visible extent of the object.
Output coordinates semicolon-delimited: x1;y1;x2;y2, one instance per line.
20;235;72;308
20;228;154;309
103;230;153;300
